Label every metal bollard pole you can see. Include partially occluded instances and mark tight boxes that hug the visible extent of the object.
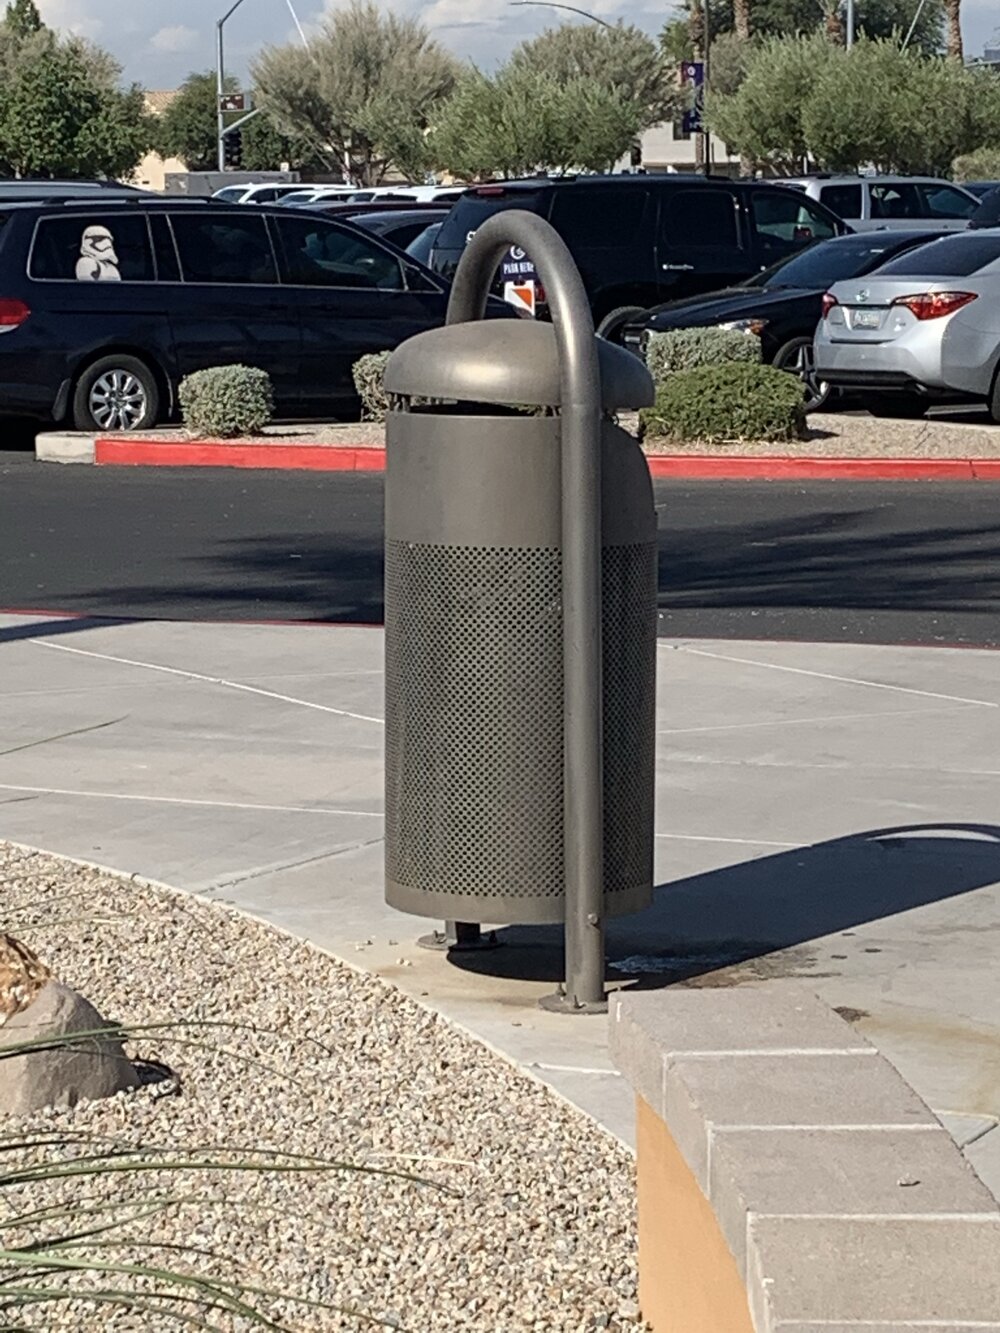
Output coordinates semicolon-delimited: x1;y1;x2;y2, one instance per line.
447;212;607;1012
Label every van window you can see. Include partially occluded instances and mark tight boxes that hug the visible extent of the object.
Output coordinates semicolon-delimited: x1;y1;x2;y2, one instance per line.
916;183;977;220
549;188;647;247
869;182;922;221
661;189;738;248
273;215;404;289
149;214;180;282
170;214;277;284
819;183;862;219
30;215;154;282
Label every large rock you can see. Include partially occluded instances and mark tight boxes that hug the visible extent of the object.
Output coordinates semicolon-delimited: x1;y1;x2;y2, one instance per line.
0;941;139;1115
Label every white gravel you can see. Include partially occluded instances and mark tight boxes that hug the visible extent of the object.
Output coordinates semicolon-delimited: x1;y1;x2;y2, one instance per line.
0;842;645;1332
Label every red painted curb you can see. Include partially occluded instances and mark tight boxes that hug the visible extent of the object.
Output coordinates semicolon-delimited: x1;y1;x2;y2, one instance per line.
91;437;1000;481
94;439;386;471
644;454;981;480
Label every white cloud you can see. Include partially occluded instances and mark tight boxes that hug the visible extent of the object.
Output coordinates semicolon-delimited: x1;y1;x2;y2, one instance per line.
37;0;103;38
149;24;198;53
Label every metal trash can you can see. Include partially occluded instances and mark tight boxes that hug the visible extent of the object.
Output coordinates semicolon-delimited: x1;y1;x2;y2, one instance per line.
383;211;657;1010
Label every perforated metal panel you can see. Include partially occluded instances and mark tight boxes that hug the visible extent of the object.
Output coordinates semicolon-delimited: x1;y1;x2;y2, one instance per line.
385;538;656;924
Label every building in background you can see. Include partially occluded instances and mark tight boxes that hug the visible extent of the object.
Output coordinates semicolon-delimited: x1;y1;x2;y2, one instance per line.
136;91;184;192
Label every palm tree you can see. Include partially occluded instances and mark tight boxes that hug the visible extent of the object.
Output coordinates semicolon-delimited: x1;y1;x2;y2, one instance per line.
944;0;963;59
733;0;751;42
822;0;845;44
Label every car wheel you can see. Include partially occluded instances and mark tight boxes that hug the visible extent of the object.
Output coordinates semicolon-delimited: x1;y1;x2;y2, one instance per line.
596;305;647;345
72;355;160;432
772;336;829;413
988;369;1000;424
867;394;927;419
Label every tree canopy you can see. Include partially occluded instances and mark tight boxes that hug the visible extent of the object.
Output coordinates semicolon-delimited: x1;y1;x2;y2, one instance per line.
706;35;1000;174
252;0;459;185
661;0;944;59
431;66;641;179
0;11;151;178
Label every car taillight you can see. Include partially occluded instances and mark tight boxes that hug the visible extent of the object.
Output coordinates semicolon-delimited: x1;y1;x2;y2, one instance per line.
0;298;29;329
821;293;838;318
890;291;977;320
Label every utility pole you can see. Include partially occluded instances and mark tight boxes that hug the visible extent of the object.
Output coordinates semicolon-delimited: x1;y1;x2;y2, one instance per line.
216;0;249;172
846;0;855;47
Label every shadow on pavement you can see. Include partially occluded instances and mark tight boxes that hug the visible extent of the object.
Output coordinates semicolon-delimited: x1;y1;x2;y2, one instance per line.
0;615;141;645
445;824;1000;988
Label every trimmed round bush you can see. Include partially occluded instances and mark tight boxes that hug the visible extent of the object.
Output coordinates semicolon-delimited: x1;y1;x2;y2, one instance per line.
352;350;391;423
641;362;806;445
645;327;761;385
178;365;274;439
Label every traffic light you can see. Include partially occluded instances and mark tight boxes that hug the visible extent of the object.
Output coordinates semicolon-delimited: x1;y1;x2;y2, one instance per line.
224;130;243;169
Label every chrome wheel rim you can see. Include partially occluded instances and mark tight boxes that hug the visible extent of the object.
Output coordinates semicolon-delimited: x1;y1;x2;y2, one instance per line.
784;342;828;413
89;370;148;431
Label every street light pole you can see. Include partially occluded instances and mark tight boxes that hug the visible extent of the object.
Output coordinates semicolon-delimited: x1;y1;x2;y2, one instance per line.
702;0;711;176
846;0;855;47
508;0;615;28
216;0;250;172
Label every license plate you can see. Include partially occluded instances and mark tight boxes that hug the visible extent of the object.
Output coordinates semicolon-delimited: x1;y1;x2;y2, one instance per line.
851;308;882;329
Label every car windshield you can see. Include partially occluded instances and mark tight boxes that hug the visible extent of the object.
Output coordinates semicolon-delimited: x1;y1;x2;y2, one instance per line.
874;233;1000;277
745;236;937;290
971;188;1000;226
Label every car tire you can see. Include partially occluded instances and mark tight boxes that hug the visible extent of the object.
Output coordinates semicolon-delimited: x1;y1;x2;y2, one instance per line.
987;369;1000;424
596;305;647;345
72;355;161;433
772;336;830;413
867;394;927;420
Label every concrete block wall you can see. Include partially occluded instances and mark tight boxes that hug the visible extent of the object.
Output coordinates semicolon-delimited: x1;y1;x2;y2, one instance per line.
610;985;1000;1332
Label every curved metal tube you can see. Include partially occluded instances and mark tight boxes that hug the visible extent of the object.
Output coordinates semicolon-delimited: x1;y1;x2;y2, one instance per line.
448;210;606;1011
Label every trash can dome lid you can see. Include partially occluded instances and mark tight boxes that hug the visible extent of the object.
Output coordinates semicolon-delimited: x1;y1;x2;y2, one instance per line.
384;319;654;411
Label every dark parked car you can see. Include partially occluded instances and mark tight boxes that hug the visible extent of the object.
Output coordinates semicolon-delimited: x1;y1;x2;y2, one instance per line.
625;229;945;409
406;222;443;267
429;175;849;338
963;181;1000;200
0;197;475;430
343;208;450;252
968;187;1000;229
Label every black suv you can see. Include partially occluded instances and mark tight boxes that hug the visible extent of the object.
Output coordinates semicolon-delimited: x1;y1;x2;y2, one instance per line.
430;175;849;338
0;197;460;430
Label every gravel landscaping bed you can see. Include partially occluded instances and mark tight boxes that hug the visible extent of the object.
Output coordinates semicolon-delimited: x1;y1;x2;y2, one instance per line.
642;412;1000;457
0;842;643;1331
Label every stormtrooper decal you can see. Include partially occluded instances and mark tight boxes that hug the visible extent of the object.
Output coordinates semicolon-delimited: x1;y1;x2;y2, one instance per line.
76;225;121;281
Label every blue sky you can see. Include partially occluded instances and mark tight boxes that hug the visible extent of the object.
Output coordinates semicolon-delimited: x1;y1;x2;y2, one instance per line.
37;0;1000;92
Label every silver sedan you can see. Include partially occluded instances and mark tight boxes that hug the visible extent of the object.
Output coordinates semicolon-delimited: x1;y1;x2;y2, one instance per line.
814;230;1000;418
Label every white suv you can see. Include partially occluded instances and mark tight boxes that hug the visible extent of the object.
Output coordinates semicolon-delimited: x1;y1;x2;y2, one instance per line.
781;175;979;231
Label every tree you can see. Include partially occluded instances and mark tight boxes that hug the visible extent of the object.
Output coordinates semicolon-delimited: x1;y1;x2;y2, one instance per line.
252;1;460;185
943;0;962;59
431;65;641;179
705;32;833;171
509;21;679;130
0;28;152;178
662;0;943;59
708;33;1000;175
4;0;40;38
802;40;996;171
157;70;322;174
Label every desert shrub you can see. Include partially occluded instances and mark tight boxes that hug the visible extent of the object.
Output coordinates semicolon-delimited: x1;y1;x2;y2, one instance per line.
352;351;391;422
645;326;761;386
178;365;273;438
641;362;806;444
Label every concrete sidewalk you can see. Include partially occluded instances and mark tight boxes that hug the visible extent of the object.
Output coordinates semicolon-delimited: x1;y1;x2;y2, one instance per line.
1;611;999;1196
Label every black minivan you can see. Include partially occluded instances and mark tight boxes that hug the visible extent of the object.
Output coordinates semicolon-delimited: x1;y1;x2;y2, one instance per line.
430;175;850;339
0;197;459;430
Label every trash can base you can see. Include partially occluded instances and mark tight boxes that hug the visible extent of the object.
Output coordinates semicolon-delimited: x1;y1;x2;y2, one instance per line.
416;923;502;953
